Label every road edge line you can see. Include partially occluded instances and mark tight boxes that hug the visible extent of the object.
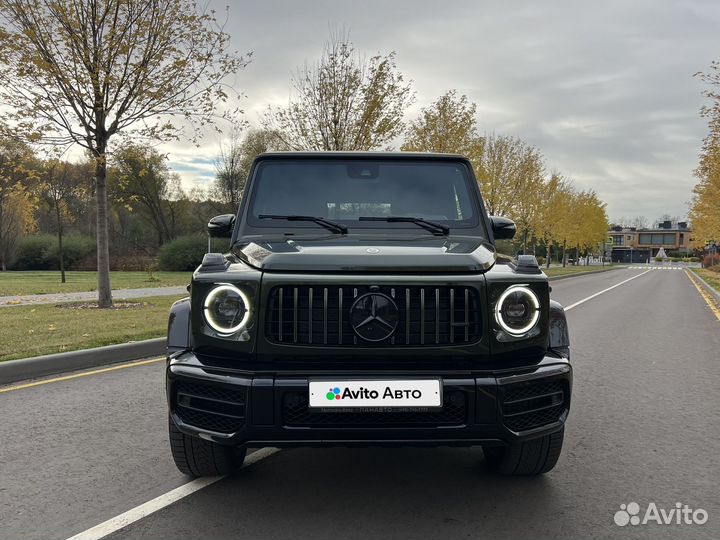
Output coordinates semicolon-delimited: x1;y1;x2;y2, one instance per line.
685;270;720;321
565;269;652;311
65;447;281;540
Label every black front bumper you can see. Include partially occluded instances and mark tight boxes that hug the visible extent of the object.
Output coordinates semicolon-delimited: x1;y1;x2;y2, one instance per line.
167;352;572;448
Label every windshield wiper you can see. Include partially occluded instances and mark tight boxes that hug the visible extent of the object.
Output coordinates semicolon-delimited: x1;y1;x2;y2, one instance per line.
258;214;348;234
359;216;450;235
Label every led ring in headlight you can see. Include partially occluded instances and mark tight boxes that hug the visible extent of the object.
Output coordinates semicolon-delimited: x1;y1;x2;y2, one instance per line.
203;284;251;335
495;285;540;335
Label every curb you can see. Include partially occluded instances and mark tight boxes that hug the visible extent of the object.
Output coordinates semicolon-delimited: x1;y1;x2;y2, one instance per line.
0;338;165;386
547;266;622;281
689;270;720;305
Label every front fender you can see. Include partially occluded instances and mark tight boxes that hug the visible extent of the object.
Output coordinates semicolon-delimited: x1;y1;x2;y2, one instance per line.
548;300;570;358
167;297;192;355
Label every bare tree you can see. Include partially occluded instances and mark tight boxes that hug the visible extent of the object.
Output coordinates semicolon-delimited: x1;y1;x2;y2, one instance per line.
213;128;280;210
0;0;248;306
630;216;649;229
41;158;86;282
113;143;183;246
264;29;414;151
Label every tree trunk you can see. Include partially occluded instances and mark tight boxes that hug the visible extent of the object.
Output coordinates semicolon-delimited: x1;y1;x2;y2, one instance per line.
562;240;567;267
546;243;551;268
59;233;65;281
95;152;113;308
56;206;65;283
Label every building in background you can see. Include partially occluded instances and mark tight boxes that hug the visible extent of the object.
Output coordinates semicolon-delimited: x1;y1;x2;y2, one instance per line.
608;221;693;263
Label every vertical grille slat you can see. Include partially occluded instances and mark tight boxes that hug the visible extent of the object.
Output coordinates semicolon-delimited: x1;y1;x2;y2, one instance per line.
267;285;481;347
293;287;298;343
420;288;425;345
435;288;440;344
278;287;283;342
323;287;328;345
308;287;313;344
338;288;343;345
405;288;410;345
450;288;455;344
464;289;469;342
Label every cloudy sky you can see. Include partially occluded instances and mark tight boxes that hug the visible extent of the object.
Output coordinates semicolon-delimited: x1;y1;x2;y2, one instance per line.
166;0;719;223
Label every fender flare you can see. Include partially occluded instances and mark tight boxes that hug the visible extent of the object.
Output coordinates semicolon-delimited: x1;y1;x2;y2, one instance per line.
167;297;192;355
548;300;570;358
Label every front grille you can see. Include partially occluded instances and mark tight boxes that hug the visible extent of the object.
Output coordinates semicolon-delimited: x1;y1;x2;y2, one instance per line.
501;379;566;432
266;285;481;347
282;390;467;427
175;381;246;434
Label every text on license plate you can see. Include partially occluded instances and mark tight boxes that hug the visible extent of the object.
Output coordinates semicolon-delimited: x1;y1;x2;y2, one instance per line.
308;379;441;408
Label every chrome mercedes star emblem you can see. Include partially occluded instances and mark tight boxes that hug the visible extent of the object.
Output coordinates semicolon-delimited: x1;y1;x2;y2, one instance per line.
350;293;399;342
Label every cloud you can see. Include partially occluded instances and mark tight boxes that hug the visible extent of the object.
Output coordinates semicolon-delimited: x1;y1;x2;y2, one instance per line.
159;0;717;221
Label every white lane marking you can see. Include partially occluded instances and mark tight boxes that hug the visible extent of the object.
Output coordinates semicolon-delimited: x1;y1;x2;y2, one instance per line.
627;266;684;270
565;269;652;311
66;447;280;540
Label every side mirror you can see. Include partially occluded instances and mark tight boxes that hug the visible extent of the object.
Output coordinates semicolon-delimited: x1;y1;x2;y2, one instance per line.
208;214;235;238
490;216;516;240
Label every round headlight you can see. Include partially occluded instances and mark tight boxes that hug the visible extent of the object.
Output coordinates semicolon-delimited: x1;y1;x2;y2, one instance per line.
203;285;251;335
495;285;540;335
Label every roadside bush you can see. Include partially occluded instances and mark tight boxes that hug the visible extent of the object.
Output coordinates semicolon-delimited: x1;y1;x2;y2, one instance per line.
48;235;96;270
536;256;546;266
158;235;230;271
12;234;56;270
12;234;97;270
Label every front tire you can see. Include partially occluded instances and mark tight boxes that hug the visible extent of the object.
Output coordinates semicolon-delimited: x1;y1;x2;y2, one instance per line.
168;415;246;477
483;427;564;475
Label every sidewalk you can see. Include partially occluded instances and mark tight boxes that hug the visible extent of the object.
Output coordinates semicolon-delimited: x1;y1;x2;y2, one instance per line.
0;286;187;308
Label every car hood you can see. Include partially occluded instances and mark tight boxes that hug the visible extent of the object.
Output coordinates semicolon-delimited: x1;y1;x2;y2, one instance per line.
232;236;496;273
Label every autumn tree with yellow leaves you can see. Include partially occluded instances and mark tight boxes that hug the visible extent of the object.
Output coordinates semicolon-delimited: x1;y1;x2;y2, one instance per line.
0;139;36;271
402;90;478;155
691;62;720;248
403;91;608;260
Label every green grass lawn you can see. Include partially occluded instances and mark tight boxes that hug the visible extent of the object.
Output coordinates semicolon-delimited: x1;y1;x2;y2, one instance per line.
692;268;720;294
0;295;186;362
544;265;618;277
0;271;191;296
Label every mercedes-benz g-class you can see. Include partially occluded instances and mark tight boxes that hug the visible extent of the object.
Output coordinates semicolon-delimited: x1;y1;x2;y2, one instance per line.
166;152;571;476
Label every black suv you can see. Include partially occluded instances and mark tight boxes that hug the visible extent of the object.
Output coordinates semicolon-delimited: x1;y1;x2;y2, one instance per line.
166;152;571;476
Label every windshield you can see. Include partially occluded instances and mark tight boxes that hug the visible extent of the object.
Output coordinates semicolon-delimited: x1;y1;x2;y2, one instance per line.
246;159;480;233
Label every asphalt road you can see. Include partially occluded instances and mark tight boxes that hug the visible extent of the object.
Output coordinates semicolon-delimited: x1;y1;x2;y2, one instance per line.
1;268;719;540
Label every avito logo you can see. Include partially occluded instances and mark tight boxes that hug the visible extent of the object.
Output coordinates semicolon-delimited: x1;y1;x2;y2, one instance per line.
614;502;708;527
326;387;342;401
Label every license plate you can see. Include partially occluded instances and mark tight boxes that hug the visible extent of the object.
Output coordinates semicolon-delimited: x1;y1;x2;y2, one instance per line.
308;379;442;409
